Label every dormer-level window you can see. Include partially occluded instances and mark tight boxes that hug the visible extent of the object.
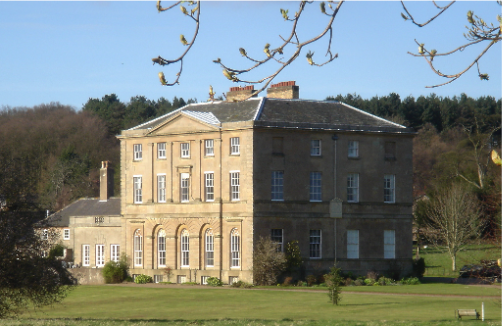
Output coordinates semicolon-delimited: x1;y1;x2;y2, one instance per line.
311;140;321;156
133;144;142;161
230;137;240;155
158;143;166;159
348;141;359;158
205;140;214;156
181;143;190;158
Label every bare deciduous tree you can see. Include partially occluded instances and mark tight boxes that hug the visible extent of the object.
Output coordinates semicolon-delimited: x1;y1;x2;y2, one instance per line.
424;183;483;271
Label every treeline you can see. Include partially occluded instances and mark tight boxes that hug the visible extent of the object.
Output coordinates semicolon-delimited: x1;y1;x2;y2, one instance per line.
82;94;197;136
327;93;501;133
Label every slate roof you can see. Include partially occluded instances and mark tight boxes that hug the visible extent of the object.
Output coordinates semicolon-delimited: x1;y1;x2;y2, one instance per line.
128;97;414;134
47;197;121;227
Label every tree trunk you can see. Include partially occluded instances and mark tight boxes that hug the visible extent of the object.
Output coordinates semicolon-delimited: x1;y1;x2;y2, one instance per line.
452;254;457;272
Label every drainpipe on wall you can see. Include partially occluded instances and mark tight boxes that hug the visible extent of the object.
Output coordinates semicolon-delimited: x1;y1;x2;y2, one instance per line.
219;130;223;281
332;134;338;264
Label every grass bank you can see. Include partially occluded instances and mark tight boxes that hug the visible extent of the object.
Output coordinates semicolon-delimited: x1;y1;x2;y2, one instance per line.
17;285;501;323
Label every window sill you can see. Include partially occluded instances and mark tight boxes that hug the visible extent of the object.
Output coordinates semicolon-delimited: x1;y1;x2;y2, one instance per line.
157;157;167;160
309;257;322;260
348;157;360;160
384;201;395;204
230;154;240;156
309;200;322;203
271;199;284;202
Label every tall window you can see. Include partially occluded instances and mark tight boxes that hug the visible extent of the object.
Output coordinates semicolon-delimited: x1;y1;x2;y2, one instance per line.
180;229;189;267
83;244;90;266
230;137;240;155
230;171;240;201
133;144;142;161
347;230;359;259
271;229;283;252
347;173;359;203
41;229;48;240
158;142;166;159
310;230;321;258
231;229;240;267
96;244;104;267
133;176;142;204
158;230;166;267
310;172;322;202
348;141;359;158
134;229;143;267
205;139;214;156
205;172;214;202
181;143;190;158
311;140;321;156
63;229;70;240
157;174;166;203
384;174;395;203
180;173;189;202
205;229;214;267
111;244;120;262
271;171;284;201
384;230;395;259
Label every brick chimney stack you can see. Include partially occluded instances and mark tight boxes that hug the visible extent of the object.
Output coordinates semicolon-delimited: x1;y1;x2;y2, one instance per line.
226;85;257;102
100;161;114;202
266;81;299;99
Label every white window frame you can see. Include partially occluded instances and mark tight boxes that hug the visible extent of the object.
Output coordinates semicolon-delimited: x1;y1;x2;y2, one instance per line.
41;229;48;241
384;174;395;203
157;174;166;203
205;172;214;202
83;244;90;266
181;143;190;158
111;244;120;262
347;230;359;259
347;173;359;203
309;172;322;202
230;229;240;267
205;139;214;156
201;276;210;285
271;171;284;201
271;229;283;252
230;171;240;201
310;140;321;156
158;142;166;159
134;229;143;267
133;176;142;204
384;230;396;259
96;244;105;267
348;140;359;158
133;144;142;161
205;229;214;267
309;229;321;259
230;137;240;155
63;228;70;240
158;229;166;267
180;229;189;267
180;173;190;203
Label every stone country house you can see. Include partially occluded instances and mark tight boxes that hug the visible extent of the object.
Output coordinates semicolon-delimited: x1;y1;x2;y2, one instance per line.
51;82;416;284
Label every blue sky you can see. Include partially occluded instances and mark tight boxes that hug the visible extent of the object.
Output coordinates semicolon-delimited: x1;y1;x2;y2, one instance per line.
0;1;500;110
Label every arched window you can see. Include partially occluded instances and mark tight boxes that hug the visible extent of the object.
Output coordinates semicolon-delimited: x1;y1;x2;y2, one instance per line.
205;229;214;267
230;229;240;268
158;229;166;267
180;229;189;267
133;229;143;267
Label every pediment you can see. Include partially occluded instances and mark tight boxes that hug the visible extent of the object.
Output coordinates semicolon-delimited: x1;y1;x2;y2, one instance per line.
147;112;220;135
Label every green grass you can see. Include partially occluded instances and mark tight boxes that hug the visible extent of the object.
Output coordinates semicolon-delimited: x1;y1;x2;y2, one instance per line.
16;285;502;324
342;283;501;296
418;243;501;277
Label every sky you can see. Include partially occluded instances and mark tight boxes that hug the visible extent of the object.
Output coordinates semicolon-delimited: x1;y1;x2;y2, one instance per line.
0;1;501;110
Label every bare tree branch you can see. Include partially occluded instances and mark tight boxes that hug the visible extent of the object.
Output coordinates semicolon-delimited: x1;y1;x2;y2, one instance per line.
400;1;456;27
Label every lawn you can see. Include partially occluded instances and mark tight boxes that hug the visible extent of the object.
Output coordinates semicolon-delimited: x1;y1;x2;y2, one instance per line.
418;243;501;277
13;285;501;325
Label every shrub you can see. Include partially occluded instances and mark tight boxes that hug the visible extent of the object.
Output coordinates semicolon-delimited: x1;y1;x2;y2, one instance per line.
48;243;65;259
412;257;426;277
377;276;395;286
206;277;223;286
102;254;129;284
253;237;286;286
354;279;364;286
183;281;198;285
344;278;353;286
399;277;421;285
364;278;375;286
282;276;293;286
306;275;317;286
134;274;153;284
231;281;254;288
366;270;379;280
